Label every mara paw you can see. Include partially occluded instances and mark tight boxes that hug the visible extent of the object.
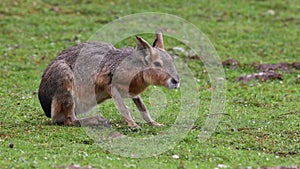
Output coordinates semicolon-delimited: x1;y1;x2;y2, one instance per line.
148;121;164;127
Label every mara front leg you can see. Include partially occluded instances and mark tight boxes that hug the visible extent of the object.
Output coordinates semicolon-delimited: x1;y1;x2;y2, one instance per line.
132;95;164;127
109;86;139;128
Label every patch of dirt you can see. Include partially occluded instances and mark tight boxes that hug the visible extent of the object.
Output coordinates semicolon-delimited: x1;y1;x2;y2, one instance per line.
188;55;201;60
256;62;293;72
49;6;60;13
222;58;239;69
292;62;300;69
230;61;300;82
237;71;283;82
57;164;96;169
257;166;300;169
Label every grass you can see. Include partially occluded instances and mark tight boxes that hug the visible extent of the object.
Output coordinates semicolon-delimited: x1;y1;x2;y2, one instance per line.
1;0;300;168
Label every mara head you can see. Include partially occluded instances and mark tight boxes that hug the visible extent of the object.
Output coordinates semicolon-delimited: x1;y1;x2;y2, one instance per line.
135;31;180;89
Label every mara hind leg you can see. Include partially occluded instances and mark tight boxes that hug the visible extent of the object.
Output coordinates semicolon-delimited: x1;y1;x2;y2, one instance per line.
51;95;110;127
51;95;78;126
51;81;111;126
51;97;63;124
46;60;110;127
39;60;78;125
62;98;77;126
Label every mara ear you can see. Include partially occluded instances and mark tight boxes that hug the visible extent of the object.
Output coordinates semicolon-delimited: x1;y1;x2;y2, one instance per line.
136;36;153;65
152;31;165;50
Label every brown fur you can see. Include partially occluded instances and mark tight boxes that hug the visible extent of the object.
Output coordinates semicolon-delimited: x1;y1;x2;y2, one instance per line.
129;72;149;95
38;31;180;128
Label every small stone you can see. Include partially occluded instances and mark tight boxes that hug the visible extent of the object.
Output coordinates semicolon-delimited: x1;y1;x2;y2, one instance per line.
267;9;275;15
9;143;14;148
217;164;228;168
172;154;179;159
296;75;300;83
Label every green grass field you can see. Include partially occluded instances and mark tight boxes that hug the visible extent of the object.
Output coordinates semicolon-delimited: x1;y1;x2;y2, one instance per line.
1;0;299;168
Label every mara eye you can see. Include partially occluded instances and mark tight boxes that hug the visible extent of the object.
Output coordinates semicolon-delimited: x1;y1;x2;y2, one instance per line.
153;61;162;67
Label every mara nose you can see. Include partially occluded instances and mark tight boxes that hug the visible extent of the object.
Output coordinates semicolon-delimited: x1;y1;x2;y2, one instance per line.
171;77;180;89
171;78;179;85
